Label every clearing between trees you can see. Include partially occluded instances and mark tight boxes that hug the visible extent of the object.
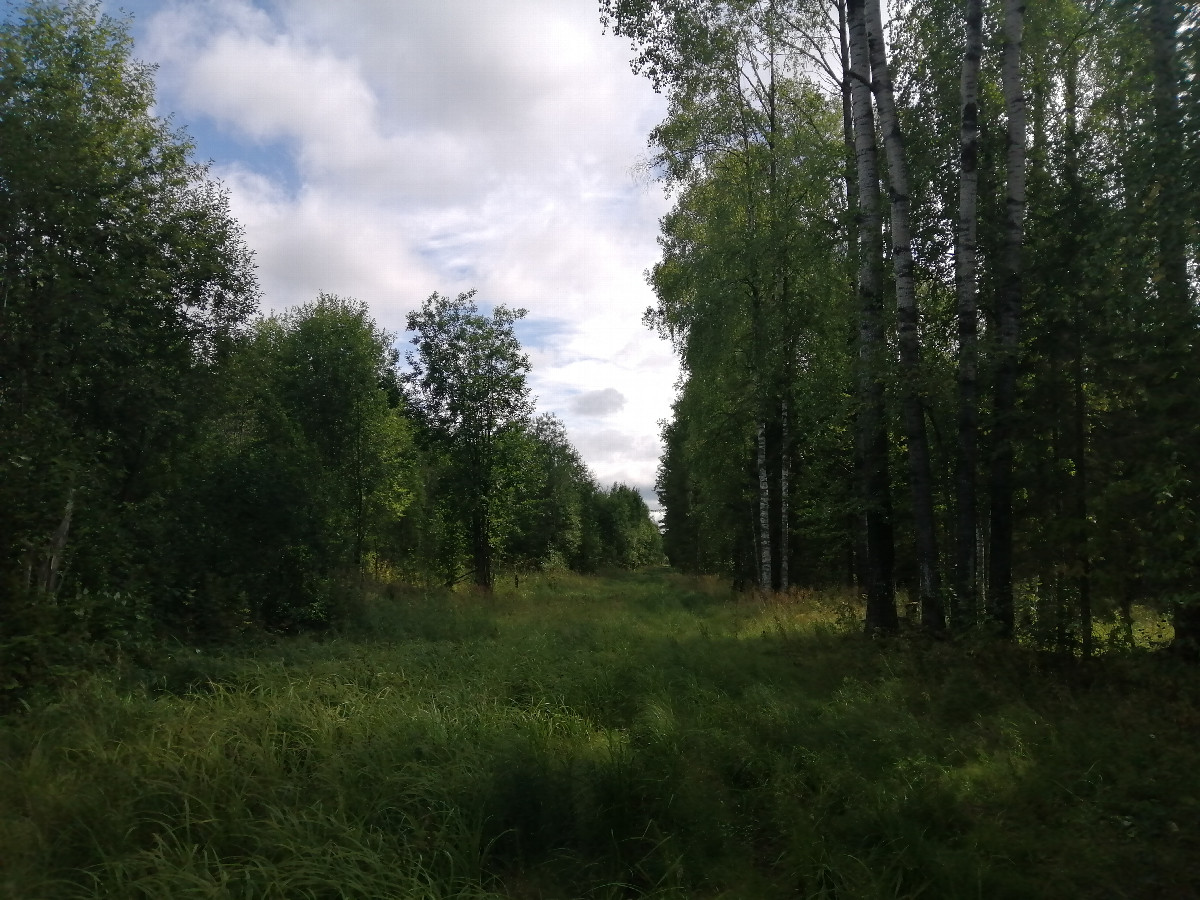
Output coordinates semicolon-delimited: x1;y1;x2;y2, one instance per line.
2;570;1196;899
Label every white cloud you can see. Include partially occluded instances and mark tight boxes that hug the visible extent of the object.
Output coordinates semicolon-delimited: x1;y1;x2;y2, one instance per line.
133;0;677;493
571;388;626;417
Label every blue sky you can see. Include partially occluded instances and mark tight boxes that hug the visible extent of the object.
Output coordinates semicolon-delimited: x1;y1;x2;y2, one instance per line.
100;0;676;503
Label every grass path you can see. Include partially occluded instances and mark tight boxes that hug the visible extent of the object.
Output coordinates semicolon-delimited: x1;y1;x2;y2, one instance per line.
2;570;1198;898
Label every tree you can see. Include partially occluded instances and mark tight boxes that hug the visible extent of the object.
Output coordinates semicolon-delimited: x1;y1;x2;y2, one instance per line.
953;0;984;628
169;295;416;631
846;0;898;631
863;0;944;629
505;413;597;572
404;291;533;590
591;484;665;569
0;0;257;603
986;0;1027;637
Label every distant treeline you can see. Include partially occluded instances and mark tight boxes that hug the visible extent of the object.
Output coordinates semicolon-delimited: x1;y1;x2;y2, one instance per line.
0;2;661;692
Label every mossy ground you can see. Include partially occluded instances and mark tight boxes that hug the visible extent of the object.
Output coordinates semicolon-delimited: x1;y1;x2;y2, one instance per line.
1;570;1198;898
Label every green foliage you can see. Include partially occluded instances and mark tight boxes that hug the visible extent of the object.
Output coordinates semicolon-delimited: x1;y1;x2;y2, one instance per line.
403;291;534;589
589;484;666;570
503;413;595;572
167;295;418;633
0;0;258;599
629;0;1200;640
0;0;259;695
648;77;855;587
1;572;1195;898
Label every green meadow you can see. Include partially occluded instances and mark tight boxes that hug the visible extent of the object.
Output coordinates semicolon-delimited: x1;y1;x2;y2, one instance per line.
2;570;1197;899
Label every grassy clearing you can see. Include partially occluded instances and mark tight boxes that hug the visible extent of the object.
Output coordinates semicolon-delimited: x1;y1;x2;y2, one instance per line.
2;570;1198;898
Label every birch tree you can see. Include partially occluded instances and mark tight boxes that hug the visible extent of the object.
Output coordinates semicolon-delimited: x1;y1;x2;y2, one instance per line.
987;0;1026;637
863;0;944;629
847;0;897;631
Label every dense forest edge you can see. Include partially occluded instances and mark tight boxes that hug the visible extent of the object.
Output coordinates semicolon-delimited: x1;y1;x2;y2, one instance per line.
1;3;664;703
2;0;1200;896
602;0;1200;654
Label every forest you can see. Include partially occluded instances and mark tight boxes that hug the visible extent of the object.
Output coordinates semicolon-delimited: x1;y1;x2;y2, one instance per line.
615;0;1200;653
0;2;664;697
1;0;1199;898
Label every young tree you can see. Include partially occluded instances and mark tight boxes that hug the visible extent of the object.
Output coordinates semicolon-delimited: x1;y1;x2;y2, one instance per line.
404;291;533;590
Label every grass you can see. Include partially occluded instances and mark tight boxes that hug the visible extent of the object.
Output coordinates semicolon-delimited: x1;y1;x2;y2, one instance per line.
1;569;1198;898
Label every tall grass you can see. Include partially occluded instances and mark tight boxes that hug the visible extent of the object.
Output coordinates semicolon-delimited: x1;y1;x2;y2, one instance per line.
2;570;1198;898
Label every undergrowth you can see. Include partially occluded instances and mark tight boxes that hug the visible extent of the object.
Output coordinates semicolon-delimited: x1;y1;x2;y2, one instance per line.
1;570;1198;898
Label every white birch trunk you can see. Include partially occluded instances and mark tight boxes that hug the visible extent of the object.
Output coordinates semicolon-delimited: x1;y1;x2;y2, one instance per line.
864;0;944;629
848;0;896;632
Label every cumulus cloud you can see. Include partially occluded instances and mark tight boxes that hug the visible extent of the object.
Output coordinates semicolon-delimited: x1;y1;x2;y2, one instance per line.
571;388;626;417
121;0;677;492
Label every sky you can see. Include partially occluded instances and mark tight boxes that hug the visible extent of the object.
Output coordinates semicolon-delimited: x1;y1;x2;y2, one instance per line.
102;0;677;506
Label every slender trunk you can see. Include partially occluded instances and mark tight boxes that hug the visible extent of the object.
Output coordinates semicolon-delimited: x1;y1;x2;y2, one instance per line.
1065;52;1092;658
780;397;790;592
838;0;862;600
953;0;983;629
1073;333;1092;657
839;0;858;242
987;0;1026;638
848;0;897;632
757;419;772;591
1146;0;1189;319
473;438;493;590
1144;0;1199;658
864;0;943;630
39;488;75;596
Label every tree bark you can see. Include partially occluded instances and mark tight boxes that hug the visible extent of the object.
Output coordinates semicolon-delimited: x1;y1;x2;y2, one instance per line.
838;0;858;240
1143;0;1200;656
1146;0;1190;320
987;0;1026;638
848;0;897;633
757;419;772;591
1064;50;1092;657
38;487;75;596
953;0;983;629
780;397;790;592
864;0;944;630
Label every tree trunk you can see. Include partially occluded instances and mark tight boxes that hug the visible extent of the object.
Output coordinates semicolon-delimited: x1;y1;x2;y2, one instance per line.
780;397;790;592
987;0;1026;638
838;0;858;241
38;487;75;596
848;0;897;633
864;0;943;630
1143;0;1199;656
953;0;983;629
757;419;772;591
1065;50;1092;658
1146;0;1189;319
